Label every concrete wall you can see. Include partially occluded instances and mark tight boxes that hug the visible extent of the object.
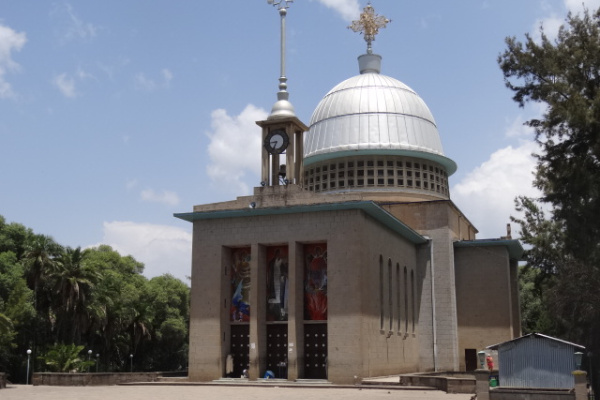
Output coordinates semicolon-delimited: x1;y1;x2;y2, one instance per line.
490;388;574;400
356;211;420;380
32;372;160;386
188;208;424;384
455;246;516;371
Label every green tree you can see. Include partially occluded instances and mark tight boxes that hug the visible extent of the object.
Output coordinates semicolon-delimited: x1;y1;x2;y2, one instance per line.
499;8;600;394
21;234;62;309
0;217;31;259
0;313;12;335
84;245;147;371
142;274;189;370
51;247;101;344
38;343;94;372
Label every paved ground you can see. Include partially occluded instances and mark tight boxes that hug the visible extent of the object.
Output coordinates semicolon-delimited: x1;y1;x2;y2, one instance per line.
3;384;475;400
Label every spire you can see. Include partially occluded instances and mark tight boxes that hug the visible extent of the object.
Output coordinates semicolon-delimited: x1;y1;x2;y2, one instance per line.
267;0;296;120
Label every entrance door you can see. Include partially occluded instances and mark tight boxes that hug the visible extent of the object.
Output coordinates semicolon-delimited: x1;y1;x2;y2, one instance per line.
304;323;327;379
266;324;288;379
230;325;249;378
465;348;478;371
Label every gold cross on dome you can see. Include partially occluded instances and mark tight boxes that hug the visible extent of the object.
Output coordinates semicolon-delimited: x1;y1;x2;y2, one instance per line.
348;3;391;54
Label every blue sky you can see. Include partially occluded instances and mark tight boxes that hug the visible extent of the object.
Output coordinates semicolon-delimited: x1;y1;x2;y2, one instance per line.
1;0;598;282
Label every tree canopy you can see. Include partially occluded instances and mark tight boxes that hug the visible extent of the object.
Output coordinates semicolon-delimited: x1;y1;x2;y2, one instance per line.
499;7;600;394
0;216;189;382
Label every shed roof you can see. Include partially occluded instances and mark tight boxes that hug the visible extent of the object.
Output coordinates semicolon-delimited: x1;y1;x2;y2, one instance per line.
487;332;585;351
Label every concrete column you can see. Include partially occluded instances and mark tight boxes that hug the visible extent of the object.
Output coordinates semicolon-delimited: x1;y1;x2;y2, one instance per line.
286;242;302;380
474;369;490;400
249;244;266;379
573;371;588;400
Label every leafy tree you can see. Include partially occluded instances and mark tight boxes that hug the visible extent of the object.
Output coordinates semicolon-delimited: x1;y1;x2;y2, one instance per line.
0;216;190;379
141;274;189;370
21;234;62;309
0;217;32;259
499;8;600;394
0;313;12;335
518;264;554;335
38;343;95;372
51;247;101;344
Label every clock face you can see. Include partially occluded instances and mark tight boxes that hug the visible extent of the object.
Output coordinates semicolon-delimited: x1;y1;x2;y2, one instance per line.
264;129;289;154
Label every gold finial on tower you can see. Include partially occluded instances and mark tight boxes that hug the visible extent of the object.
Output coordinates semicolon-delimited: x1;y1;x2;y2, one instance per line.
348;3;390;54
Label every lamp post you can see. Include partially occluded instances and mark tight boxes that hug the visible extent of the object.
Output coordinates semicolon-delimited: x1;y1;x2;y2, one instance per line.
129;354;133;373
96;353;99;372
26;349;32;385
88;349;92;372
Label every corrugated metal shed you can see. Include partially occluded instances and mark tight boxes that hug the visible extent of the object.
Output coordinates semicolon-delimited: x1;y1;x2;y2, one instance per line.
487;333;585;389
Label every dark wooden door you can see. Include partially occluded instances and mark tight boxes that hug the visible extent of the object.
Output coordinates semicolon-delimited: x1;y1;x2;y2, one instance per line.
266;324;288;379
230;324;249;378
304;323;327;379
465;348;478;371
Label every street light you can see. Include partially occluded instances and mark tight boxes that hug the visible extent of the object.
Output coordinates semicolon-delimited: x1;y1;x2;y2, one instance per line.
88;349;92;372
129;354;133;373
26;349;32;385
96;353;100;372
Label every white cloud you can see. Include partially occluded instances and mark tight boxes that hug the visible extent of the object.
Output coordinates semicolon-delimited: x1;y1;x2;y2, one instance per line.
76;66;95;81
126;179;138;190
140;188;180;206
162;68;173;87
316;0;361;21
534;0;600;41
53;73;77;98
0;23;26;99
134;73;156;92
52;3;98;43
452;140;541;239
134;68;173;92
205;104;268;196
100;221;192;282
565;0;600;14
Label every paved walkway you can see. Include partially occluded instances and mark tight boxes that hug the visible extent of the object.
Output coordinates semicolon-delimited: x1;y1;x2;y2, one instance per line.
3;384;474;400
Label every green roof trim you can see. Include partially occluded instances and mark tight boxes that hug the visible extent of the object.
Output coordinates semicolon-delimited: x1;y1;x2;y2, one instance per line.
454;239;524;261
174;200;428;245
304;149;458;176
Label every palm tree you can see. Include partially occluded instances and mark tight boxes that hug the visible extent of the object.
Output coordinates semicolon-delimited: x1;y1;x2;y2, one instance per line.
21;234;61;310
51;247;101;343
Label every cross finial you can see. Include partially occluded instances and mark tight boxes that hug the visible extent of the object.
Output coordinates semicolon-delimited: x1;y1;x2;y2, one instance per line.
348;3;391;54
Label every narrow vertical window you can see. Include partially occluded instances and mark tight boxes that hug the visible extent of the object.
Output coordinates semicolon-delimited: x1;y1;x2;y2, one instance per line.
396;263;401;333
388;259;393;331
411;269;416;333
379;256;384;330
404;266;408;333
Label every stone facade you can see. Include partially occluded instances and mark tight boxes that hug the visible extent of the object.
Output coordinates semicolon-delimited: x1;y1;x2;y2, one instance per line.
177;185;522;384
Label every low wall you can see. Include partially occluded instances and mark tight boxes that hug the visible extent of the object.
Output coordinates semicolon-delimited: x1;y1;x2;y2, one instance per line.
32;372;160;386
475;370;585;400
490;388;574;400
0;372;6;388
399;373;476;394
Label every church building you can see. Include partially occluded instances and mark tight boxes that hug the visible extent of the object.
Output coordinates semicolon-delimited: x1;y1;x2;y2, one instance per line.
175;3;522;384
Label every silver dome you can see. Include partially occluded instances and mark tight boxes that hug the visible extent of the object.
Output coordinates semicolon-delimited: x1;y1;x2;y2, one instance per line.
304;55;456;175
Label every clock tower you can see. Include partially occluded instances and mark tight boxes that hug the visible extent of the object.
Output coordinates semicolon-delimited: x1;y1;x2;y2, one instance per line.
258;0;307;187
